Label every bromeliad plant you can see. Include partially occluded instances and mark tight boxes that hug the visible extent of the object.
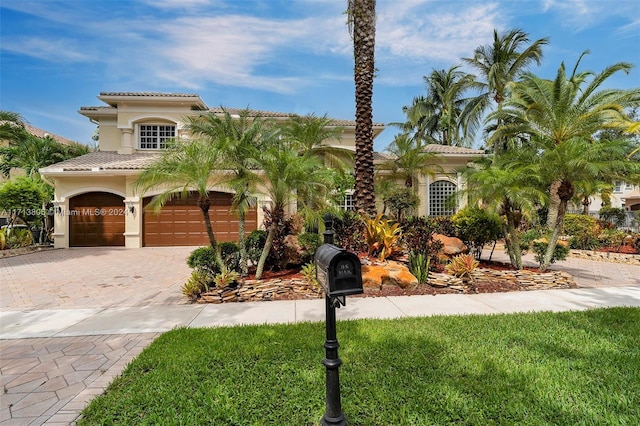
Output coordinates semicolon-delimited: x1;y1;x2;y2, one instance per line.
445;253;479;283
363;214;403;261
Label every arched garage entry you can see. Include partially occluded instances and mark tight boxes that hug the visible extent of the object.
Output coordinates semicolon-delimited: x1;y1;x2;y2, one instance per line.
143;192;258;247
69;192;126;247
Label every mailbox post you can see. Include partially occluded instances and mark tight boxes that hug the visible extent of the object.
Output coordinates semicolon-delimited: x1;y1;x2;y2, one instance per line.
315;214;363;426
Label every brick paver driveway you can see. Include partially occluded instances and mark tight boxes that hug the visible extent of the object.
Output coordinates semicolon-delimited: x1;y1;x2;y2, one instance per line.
1;247;195;311
1;247;195;424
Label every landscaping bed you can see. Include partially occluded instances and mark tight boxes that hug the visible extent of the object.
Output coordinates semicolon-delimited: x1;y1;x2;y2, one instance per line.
196;260;576;304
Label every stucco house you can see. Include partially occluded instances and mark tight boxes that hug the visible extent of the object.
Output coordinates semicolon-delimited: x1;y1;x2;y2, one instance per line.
40;92;483;248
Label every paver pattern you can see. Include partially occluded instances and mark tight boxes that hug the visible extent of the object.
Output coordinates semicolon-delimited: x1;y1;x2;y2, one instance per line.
1;333;157;425
1;247;193;310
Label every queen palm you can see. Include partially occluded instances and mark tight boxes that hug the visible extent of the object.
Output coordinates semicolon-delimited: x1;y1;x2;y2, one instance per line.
134;138;226;267
253;142;334;280
349;0;377;216
465;152;546;270
186;109;276;276
490;55;640;270
401;66;486;147
379;133;438;192
279;113;351;230
464;28;548;154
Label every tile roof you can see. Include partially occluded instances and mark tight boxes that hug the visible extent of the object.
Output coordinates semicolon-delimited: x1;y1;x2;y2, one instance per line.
206;107;385;128
40;152;160;172
422;144;485;155
99;92;200;97
0;121;78;146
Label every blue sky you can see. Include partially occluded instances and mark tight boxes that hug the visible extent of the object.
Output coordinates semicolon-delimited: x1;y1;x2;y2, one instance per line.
1;0;639;151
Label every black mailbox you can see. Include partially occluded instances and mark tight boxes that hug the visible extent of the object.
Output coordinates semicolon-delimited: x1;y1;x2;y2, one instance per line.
315;243;363;297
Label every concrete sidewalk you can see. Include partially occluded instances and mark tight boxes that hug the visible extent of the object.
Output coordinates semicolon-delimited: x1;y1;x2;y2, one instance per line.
3;286;640;340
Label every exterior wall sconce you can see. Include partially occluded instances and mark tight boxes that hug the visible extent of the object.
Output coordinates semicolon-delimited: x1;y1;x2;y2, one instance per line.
52;201;62;214
126;201;135;214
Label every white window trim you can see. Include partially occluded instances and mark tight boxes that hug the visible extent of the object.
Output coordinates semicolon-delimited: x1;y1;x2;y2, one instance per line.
136;123;177;150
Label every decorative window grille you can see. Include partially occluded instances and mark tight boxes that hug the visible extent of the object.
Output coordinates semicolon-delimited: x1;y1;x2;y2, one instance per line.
429;180;457;216
339;192;355;211
139;124;175;149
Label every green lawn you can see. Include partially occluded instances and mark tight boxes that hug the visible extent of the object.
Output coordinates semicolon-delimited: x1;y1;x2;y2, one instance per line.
79;307;640;425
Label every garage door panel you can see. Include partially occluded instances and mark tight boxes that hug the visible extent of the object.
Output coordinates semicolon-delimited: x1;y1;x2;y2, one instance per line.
69;192;125;247
143;192;257;247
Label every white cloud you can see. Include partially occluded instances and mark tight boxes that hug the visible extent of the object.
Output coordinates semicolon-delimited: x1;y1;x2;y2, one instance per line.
1;37;91;62
538;0;639;32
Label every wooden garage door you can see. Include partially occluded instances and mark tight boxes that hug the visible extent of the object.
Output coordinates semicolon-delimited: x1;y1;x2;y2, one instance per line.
143;192;257;247
69;192;126;247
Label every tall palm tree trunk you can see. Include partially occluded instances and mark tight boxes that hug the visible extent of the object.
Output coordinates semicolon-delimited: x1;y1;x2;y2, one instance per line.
351;0;377;217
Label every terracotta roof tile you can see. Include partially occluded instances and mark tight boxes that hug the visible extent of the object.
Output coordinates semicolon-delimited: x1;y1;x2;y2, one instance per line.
40;152;160;172
99;92;200;97
0;121;78;146
422;144;485;155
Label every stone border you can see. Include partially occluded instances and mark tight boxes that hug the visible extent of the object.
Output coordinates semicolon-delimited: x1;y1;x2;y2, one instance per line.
428;268;575;290
568;250;640;266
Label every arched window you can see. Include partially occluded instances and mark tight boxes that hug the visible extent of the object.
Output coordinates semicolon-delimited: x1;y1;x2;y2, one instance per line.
429;180;457;216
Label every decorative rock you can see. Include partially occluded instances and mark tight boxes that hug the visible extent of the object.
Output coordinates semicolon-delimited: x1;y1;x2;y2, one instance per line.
362;261;418;289
433;234;467;256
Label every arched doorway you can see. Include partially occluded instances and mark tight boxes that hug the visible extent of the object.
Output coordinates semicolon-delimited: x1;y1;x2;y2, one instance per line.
69;192;125;246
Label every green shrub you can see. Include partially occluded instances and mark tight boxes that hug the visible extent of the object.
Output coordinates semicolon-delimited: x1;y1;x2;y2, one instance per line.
187;247;220;275
452;207;503;259
245;230;267;265
408;251;430;285
531;240;570;266
599;207;627;227
563;214;601;250
431;216;456;237
219;241;240;272
383;187;420;221
298;233;322;263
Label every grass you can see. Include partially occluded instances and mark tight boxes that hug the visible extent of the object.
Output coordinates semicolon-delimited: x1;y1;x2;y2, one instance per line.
79;307;640;425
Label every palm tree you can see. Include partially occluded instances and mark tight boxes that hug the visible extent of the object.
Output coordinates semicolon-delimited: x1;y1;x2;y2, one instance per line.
465;152;546;269
378;133;438;192
134;138;226;267
253;142;334;280
0;110;26;143
348;0;377;216
400;66;486;147
279;113;352;230
490;55;640;270
464;28;549;155
186;108;276;276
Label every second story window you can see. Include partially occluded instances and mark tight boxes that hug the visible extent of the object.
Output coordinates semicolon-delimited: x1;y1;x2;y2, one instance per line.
139;124;175;149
